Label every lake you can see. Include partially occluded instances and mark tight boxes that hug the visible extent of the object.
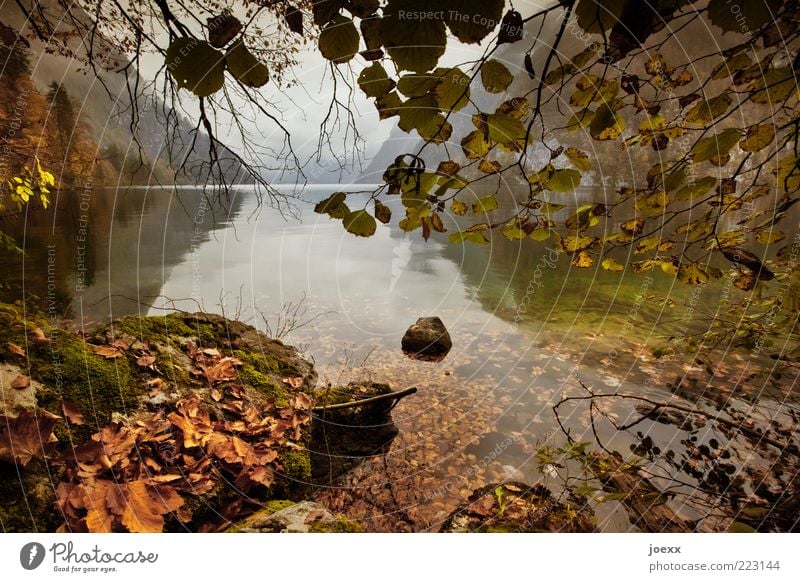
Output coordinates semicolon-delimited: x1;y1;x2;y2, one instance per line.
0;184;776;531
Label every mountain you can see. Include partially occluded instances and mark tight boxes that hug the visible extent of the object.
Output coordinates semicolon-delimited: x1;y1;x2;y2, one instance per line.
0;1;247;188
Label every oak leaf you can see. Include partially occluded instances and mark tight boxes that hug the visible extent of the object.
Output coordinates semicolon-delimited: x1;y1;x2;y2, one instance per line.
0;410;60;466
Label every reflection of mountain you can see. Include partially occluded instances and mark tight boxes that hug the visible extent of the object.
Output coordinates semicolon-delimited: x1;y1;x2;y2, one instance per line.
0;188;241;324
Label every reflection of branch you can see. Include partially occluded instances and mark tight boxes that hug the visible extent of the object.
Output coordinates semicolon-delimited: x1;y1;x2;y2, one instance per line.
554;381;794;452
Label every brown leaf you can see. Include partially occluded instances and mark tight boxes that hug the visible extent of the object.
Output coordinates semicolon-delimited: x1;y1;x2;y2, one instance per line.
211;388;222;402
6;342;25;357
0;410;60;466
31;327;48;345
466;494;496;517
146;378;164;396
136;353;156;367
10;374;30;390
61;400;85;425
282;376;304;389
290;392;312;411
203;356;242;385
92;344;123;359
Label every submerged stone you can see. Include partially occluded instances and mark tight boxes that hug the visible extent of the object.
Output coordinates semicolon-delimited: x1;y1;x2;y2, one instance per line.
401;316;452;360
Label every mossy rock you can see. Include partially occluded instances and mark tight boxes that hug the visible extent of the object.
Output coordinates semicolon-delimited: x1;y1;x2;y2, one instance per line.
230;500;363;533
0;304;319;532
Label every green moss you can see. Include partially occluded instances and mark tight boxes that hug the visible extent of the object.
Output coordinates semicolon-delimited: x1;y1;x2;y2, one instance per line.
281;449;311;483
264;499;295;514
308;516;364;533
155;352;190;385
313;386;353;406
0;459;60;532
110;314;217;345
233;349;279;375
33;329;135;439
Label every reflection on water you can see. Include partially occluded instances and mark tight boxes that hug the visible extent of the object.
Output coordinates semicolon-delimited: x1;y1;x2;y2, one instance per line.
0;185;770;531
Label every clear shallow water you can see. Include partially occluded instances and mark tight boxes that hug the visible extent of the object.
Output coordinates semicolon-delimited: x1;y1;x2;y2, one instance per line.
0;185;767;531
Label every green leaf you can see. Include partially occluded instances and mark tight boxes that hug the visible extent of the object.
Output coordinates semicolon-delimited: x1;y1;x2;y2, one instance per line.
358;63;396;98
750;67;796;104
486;113;525;147
740;123;776;152
677;263;711;285
635;191;669;217
461;130;492;159
397;74;439;97
574;0;626;34
711;52;752;80
590;103;624;140
449;230;488;245
567;109;595;131
473;195;498;213
318;15;359;64
546;169;582;192
444;0;504;44
684;91;732;126
530;228;551;241
564;148;591;171
675;176;718;201
691;128;742;163
343;210;377;237
561;235;596;252
383;0;446;72
398;95;439;134
375;92;402;119
707;0;783;33
315;192;349;218
481;60;513;94
501;223;526;240
312;0;344;26
451;199;467;216
756;230;784;244
226;41;269;88
433;67;470;111
601;257;624;272
166;38;225;97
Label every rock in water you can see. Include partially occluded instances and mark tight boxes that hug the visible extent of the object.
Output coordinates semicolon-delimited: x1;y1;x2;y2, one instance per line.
401;317;452;359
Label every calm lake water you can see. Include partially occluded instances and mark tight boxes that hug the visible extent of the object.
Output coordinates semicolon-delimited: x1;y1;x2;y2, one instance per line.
0;184;770;531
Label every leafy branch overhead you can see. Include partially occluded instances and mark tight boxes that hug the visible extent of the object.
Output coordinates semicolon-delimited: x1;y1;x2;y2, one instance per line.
300;1;799;304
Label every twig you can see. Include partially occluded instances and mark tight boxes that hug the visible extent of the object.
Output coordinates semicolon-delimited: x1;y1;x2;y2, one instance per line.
312;387;418;413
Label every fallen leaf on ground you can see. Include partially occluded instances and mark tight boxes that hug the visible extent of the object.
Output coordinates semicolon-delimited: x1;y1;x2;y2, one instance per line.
10;374;30;390
6;342;25;357
31;327;48;344
0;410;60;465
92;344;123;359
282;376;304;388
136;354;156;367
62;400;85;425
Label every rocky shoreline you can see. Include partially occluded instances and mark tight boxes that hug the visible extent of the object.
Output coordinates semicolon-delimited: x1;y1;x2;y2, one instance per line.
0;305;410;532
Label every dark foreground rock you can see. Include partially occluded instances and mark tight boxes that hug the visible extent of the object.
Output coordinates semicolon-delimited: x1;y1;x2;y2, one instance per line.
310;382;409;482
401;316;452;360
440;481;597;532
